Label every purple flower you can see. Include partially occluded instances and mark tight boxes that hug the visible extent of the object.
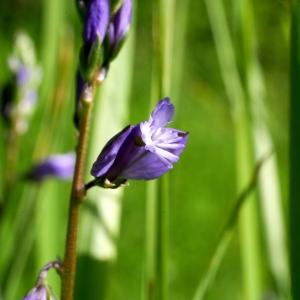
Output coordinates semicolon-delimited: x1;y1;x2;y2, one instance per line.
23;284;51;300
84;0;110;48
105;0;132;62
23;261;61;300
90;98;188;188
25;153;75;182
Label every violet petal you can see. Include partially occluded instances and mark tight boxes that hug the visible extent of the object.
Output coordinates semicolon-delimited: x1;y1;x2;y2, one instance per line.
91;125;134;178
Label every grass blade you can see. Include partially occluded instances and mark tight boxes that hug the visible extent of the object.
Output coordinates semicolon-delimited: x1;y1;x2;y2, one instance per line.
203;0;263;298
234;0;289;297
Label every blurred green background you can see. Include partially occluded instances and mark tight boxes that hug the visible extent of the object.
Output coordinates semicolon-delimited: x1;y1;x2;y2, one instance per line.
0;0;291;299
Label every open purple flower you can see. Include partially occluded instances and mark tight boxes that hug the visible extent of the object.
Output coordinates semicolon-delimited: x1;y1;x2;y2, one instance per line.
90;98;188;188
25;153;75;182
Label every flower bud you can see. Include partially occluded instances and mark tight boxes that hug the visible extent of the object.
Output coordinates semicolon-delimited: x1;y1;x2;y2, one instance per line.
23;261;61;300
103;0;132;66
80;0;110;80
23;284;55;300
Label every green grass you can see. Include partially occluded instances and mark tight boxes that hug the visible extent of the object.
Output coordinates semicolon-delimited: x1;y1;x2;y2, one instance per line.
0;0;291;299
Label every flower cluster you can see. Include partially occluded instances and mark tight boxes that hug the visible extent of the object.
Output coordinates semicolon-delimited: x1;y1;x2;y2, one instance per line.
89;98;188;188
77;0;132;81
74;0;132;129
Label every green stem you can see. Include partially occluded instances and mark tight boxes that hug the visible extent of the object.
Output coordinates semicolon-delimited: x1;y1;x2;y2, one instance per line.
61;84;96;300
192;155;269;300
289;1;300;299
157;176;169;300
204;1;263;298
1;129;20;215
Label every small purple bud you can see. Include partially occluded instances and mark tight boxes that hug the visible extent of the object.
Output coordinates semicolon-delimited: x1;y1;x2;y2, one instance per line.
90;98;188;188
23;261;61;300
81;0;110;80
84;0;110;47
104;0;132;64
25;153;75;182
23;284;49;300
110;0;132;46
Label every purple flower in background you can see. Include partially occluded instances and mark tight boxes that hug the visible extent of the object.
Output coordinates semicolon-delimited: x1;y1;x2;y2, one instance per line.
90;98;188;188
1;33;42;134
84;0;110;48
25;153;75;182
105;0;132;62
79;0;132;80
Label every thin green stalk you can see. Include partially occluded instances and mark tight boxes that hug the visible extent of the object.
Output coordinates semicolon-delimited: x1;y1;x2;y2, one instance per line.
146;0;180;297
235;112;261;300
193;155;268;300
145;180;158;300
61;84;96;300
289;1;300;299
156;176;169;300
204;0;262;298
40;0;64;103
1;125;21;215
235;0;289;297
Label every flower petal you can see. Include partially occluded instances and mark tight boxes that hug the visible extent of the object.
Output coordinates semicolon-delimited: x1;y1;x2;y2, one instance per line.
91;125;134;178
149;97;174;127
102;125;145;182
120;150;173;179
